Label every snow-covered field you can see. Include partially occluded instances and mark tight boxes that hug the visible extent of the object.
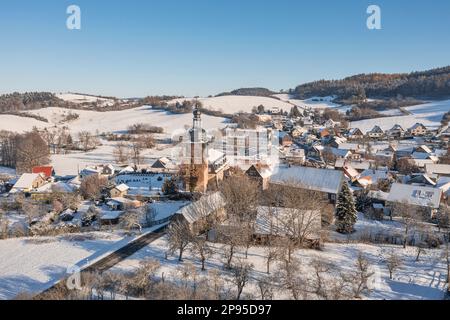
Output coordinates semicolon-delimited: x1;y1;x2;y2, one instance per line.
0;166;15;176
50;140;176;176
168;95;294;114
0;115;47;133
351;100;450;133
274;94;341;110
0;232;131;300
0;106;228;135
55;93;116;108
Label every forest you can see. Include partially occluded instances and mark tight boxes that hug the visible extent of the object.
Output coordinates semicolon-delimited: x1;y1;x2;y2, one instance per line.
293;66;450;102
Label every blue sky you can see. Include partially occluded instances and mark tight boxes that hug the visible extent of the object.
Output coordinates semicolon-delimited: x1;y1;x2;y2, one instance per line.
0;0;449;97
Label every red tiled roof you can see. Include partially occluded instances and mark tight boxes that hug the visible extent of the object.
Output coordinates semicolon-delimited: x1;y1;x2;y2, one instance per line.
32;166;54;178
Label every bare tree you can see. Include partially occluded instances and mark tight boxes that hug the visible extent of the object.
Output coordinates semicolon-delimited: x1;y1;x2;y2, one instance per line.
310;259;334;299
130;138;144;167
220;175;259;223
190;236;213;271
257;276;275;300
120;208;144;234
349;253;374;299
276;257;307;300
391;201;422;248
16;131;50;173
230;259;254;300
113;141;130;164
80;175;107;200
385;250;402;280
167;220;193;261
264;244;278;274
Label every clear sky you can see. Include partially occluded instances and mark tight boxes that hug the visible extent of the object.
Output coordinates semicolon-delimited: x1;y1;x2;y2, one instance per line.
0;0;449;97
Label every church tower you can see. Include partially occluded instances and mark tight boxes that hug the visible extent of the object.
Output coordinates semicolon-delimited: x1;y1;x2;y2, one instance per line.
183;103;209;193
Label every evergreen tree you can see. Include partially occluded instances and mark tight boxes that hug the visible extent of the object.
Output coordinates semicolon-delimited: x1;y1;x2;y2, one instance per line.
290;106;301;118
335;181;357;234
162;178;179;195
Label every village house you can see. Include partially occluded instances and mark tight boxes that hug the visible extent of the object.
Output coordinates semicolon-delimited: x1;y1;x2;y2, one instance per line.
110;183;129;198
279;132;293;147
10;173;47;194
79;167;101;179
172;192;226;235
106;197;143;211
342;164;360;182
207;148;229;188
291;126;307;138
408;123;428;136
32;166;55;179
151;157;176;172
335;159;372;172
367;126;384;139
284;148;306;165
347;128;364;140
324;119;340;129
245;163;273;190
270;166;344;204
386;124;405;138
386;183;442;218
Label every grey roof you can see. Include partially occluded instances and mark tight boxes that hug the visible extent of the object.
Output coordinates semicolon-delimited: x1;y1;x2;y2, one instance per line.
426;164;450;175
270;166;344;194
176;192;225;224
387;183;441;209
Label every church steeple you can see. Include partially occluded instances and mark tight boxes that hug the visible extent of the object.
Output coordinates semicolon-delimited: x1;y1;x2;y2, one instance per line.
189;101;207;143
193;101;202;129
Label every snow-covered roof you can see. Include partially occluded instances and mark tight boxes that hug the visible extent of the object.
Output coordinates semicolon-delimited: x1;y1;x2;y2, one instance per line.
409;123;427;130
387;183;441;209
335;159;371;171
367;190;389;201
175;192;225;224
426;164;450;176
271;166;344;194
12;173;43;190
149;201;189;221
119;166;135;174
255;206;321;238
359;169;389;184
208;148;225;163
114;184;129;192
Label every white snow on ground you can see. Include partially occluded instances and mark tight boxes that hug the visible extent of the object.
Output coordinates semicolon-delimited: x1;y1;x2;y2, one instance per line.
0;166;15;176
55;93;116;108
0;106;227;135
274;94;341;110
168;95;294;114
379;109;404;116
50;140;176;176
351;100;450;133
0;115;48;133
0;225;167;300
110;235;447;300
0;232;125;299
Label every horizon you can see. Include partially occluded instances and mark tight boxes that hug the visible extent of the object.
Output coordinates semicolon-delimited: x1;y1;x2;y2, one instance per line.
0;0;449;97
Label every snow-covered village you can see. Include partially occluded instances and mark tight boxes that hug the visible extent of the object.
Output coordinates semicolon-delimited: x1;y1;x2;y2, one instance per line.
1;91;450;301
1;1;450;308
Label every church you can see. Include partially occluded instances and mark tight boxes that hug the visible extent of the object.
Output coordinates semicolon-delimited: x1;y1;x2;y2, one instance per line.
180;105;228;193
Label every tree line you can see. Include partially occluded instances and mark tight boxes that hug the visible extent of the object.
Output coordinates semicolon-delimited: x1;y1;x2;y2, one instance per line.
293;66;450;101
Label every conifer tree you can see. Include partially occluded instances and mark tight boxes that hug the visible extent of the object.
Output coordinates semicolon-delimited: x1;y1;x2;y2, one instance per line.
335;181;357;234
